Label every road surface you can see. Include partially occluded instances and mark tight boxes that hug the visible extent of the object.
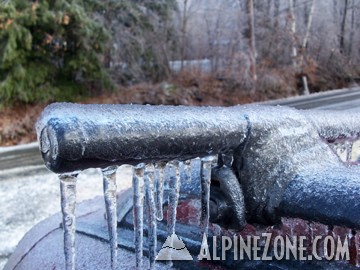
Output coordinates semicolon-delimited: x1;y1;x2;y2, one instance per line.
262;86;360;111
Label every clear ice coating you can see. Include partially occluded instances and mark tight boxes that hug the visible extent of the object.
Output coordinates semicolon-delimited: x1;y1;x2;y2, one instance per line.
144;164;157;269
102;166;118;270
59;174;78;270
200;156;213;235
179;160;192;194
36;103;249;174
179;159;201;197
132;163;145;269
154;162;166;221
302;109;360;140
131;160;188;269
182;160;192;183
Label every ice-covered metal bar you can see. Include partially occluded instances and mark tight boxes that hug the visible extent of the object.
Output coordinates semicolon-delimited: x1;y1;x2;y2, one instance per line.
302;110;360;140
36;103;360;229
278;166;360;229
36;103;248;173
235;106;360;228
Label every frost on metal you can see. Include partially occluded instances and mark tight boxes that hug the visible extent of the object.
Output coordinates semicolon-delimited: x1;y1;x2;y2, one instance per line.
303;109;360;140
35;103;248;173
36;103;360;269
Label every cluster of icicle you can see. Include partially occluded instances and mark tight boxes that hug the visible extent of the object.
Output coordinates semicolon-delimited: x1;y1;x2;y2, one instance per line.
58;156;214;270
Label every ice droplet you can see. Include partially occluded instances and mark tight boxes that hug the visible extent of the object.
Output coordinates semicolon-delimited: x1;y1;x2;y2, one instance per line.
59;173;78;270
180;159;192;185
179;159;201;197
132;163;145;269
102;166;118;270
144;164;157;269
154;162;166;221
200;156;213;235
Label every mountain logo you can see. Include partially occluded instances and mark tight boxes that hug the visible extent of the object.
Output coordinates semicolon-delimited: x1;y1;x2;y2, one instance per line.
155;233;193;261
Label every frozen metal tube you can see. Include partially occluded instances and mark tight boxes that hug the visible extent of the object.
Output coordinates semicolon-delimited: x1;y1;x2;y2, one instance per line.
36;103;248;173
302;110;360;140
278;166;360;229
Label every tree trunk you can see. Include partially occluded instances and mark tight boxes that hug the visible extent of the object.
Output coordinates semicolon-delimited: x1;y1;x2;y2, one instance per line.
340;0;348;54
246;0;257;93
348;0;355;58
300;0;315;95
274;0;280;29
180;0;188;70
267;0;272;14
288;0;297;68
301;0;315;51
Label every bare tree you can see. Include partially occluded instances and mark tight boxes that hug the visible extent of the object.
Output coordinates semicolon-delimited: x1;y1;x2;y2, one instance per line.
180;0;188;70
340;0;349;54
170;0;360;96
246;0;257;93
274;0;280;30
300;0;315;95
288;0;297;68
287;0;316;95
301;0;315;55
348;0;356;58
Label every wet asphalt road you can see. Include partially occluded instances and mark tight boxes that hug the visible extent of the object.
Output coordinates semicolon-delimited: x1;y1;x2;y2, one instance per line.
0;86;359;269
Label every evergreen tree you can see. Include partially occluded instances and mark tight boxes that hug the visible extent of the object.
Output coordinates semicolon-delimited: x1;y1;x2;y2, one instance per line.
97;0;178;83
0;0;111;106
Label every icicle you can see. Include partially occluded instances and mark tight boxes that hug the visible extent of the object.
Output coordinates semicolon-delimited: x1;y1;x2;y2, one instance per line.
346;141;353;162
181;159;192;184
164;160;181;267
200;156;213;235
132;163;145;269
102;166;118;270
154;162;166;221
329;142;337;154
179;159;199;197
339;142;347;154
59;173;78;270
166;160;181;236
144;164;157;269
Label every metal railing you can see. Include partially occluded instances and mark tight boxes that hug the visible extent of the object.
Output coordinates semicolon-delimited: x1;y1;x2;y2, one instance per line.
36;103;360;269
